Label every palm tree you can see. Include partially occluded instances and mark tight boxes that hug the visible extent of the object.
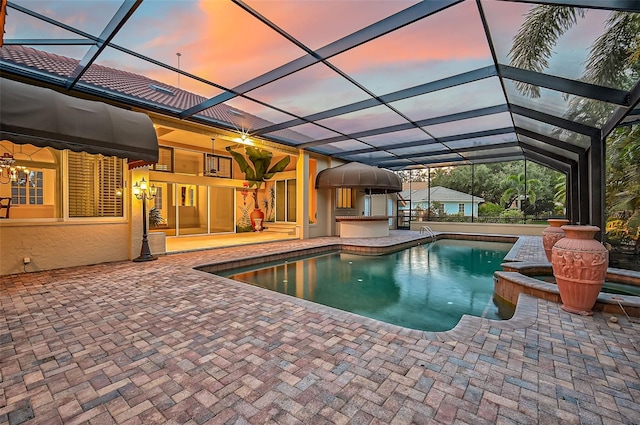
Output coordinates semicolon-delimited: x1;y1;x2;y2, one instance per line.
509;6;640;98
607;125;640;253
500;172;541;210
553;174;567;214
510;4;640;259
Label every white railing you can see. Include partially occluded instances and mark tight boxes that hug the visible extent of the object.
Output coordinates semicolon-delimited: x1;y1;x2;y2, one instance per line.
419;225;436;242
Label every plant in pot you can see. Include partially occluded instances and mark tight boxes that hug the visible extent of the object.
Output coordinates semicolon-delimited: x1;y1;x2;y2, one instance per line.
226;145;290;231
149;206;165;228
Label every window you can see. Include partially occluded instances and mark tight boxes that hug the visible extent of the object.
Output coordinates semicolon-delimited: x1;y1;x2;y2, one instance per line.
275;179;296;222
1;141;60;219
174;149;202;175
68;151;123;217
11;171;43;205
336;188;353;209
458;203;465;214
204;154;232;178
154;186;163;210
151;147;173;172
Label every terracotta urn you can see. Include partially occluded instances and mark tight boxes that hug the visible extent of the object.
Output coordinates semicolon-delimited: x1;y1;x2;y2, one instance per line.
542;219;570;262
551;225;608;315
250;208;265;232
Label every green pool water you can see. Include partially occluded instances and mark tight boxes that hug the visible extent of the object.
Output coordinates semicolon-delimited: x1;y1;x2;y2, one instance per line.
220;239;515;332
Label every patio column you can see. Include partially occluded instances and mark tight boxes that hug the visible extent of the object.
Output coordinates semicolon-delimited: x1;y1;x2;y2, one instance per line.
568;162;579;224
578;150;590;226
296;151;309;239
589;134;606;241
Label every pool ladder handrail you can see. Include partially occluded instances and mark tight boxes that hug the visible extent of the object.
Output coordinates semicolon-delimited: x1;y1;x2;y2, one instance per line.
419;225;436;242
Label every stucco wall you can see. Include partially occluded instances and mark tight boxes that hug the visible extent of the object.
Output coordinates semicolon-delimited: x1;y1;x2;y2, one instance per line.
1;222;130;275
409;221;545;236
312;157;337;237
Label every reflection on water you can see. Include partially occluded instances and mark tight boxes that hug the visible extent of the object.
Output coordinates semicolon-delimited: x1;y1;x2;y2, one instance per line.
223;240;514;332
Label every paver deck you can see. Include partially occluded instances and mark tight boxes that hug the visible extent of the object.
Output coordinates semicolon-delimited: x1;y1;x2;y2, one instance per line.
1;232;639;424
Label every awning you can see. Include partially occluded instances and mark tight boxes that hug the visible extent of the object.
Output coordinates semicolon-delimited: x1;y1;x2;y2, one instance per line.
0;78;158;162
315;162;402;194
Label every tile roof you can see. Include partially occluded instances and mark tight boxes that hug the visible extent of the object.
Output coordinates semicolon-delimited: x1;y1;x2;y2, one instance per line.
0;45;312;145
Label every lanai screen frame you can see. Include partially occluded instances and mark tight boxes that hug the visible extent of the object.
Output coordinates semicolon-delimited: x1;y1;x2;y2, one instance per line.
1;0;639;235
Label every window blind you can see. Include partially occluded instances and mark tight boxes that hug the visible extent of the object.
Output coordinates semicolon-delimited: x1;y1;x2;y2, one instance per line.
68;151;123;217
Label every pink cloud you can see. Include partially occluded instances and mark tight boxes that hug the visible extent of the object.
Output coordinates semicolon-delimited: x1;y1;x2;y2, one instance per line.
243;0;420;50
328;1;492;75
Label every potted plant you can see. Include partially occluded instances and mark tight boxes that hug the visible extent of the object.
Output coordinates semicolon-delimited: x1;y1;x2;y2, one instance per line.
226;145;290;231
149;206;165;228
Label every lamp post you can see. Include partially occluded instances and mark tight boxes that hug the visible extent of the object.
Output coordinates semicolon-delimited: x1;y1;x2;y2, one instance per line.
133;177;158;262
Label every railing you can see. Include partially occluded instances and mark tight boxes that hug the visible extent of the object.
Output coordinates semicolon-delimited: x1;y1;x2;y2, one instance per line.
397;209;564;225
419;225;436;242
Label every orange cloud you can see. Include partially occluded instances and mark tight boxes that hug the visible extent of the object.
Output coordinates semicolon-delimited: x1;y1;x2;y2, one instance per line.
160;0;493;96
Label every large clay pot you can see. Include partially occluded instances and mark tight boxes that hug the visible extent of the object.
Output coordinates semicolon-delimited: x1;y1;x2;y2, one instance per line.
551;225;608;315
250;208;265;232
542;219;570;262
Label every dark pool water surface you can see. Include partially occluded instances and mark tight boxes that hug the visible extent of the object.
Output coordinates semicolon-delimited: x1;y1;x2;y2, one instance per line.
221;239;514;332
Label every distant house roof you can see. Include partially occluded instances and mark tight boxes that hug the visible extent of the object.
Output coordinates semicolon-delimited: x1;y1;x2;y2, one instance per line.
399;186;484;203
0;46;312;145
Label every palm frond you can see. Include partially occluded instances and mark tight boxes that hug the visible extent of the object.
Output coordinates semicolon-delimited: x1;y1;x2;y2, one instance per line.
582;12;640;88
509;6;585;97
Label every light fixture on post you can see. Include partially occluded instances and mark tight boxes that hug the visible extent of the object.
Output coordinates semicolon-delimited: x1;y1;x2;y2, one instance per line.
133;177;158;262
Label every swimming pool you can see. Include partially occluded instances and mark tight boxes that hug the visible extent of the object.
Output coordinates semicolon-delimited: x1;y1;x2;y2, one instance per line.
219;239;515;331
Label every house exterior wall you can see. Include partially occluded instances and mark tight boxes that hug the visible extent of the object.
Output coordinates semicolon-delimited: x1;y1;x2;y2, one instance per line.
0;221;130;275
310;156;335;238
443;202;477;216
409;200;479;217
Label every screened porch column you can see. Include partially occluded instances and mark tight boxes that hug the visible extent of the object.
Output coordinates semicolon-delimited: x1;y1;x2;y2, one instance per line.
296;150;309;239
589;134;606;241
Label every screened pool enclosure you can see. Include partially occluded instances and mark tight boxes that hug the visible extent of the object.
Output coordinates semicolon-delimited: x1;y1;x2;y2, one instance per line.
1;0;639;236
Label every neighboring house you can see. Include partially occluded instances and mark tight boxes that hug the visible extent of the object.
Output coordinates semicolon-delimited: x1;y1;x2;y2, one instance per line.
399;185;484;218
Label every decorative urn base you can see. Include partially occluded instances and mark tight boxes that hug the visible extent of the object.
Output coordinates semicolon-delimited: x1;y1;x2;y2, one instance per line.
551;225;608;315
542;219;570;262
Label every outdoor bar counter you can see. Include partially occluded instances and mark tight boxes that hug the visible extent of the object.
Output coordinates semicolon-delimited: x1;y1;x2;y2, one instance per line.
336;215;390;238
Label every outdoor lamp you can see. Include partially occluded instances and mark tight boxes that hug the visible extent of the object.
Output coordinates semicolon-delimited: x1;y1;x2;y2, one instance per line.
133;177;158;262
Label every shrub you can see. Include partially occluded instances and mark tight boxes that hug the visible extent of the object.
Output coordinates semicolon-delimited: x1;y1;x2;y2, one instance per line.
499;208;524;223
478;202;503;216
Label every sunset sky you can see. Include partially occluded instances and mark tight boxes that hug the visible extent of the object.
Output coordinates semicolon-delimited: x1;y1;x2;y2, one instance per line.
3;0;618;144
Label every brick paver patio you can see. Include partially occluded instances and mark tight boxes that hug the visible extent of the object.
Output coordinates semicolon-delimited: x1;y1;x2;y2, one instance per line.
1;232;639;424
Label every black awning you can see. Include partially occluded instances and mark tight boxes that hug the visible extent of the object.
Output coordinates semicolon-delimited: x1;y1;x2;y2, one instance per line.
315;162;402;194
0;78;158;162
